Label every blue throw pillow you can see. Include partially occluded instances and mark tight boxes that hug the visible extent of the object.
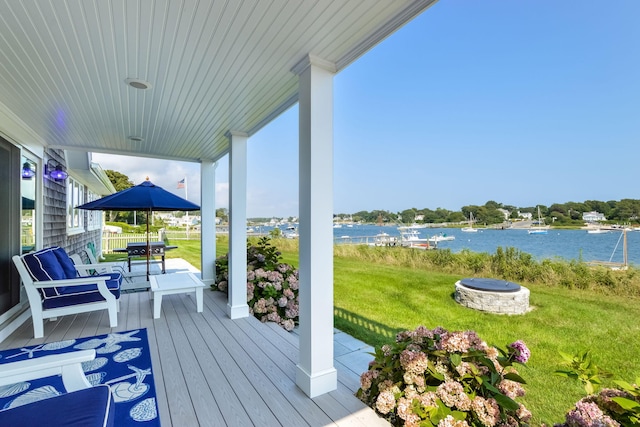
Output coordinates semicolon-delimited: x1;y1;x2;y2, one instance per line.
52;247;78;279
22;248;66;281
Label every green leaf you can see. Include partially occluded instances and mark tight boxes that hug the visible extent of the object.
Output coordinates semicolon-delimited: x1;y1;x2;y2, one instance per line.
483;381;500;394
554;370;578;379
492;392;520;411
613;380;637;393
585;381;595;395
611;397;640;410
450;353;462;367
451;411;467;421
504;372;527;384
558;351;575;362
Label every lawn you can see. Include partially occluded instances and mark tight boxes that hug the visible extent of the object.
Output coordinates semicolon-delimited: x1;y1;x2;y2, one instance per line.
105;237;640;425
332;253;640;425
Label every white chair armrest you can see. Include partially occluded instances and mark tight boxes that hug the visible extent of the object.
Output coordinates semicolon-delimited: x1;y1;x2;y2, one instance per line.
0;349;95;392
73;262;115;276
32;276;110;289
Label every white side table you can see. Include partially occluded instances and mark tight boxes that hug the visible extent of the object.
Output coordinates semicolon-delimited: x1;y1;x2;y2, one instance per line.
149;272;206;319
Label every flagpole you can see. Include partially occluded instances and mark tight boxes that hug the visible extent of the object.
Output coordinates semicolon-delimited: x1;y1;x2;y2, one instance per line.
184;176;190;239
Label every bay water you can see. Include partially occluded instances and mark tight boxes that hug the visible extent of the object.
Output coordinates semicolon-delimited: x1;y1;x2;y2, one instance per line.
330;224;639;266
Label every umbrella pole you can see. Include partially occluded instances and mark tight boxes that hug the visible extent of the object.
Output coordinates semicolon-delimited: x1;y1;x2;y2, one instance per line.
146;210;150;281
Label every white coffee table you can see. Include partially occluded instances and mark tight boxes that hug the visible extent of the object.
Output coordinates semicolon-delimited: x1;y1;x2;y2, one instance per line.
149;272;206;319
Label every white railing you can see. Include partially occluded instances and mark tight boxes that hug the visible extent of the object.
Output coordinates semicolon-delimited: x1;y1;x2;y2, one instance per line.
102;233;158;254
101;230;204;253
162;230;202;240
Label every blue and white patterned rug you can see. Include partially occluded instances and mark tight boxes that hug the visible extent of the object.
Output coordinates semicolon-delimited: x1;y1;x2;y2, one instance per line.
0;329;160;426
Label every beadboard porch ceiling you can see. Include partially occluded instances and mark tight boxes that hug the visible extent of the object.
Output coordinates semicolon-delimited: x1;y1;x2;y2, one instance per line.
0;0;437;164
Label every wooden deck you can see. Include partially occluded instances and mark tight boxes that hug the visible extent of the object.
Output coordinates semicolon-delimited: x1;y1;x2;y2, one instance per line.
0;261;389;427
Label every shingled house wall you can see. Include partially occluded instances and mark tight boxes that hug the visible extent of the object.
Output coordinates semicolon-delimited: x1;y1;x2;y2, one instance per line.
43;148;102;257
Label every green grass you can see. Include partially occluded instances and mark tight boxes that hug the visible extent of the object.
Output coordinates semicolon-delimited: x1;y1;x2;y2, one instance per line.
332;254;640;425
104;237;640;425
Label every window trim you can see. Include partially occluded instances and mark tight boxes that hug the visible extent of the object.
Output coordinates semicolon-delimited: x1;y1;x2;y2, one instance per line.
67;177;85;235
86;189;102;231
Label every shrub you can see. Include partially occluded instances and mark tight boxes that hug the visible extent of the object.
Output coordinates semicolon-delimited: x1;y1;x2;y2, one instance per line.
554;351;640;426
213;237;299;331
357;325;532;427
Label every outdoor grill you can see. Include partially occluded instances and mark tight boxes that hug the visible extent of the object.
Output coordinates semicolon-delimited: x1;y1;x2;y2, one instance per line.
117;242;177;274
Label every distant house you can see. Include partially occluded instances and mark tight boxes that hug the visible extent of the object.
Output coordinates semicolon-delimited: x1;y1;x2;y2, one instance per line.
518;212;533;220
583;211;606;222
497;209;510;220
415;214;425;221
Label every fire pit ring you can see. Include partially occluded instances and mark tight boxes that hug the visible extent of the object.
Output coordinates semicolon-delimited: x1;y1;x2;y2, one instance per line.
455;278;530;314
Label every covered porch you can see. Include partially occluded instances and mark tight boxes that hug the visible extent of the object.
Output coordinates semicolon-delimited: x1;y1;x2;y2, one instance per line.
0;0;439;407
0;260;385;426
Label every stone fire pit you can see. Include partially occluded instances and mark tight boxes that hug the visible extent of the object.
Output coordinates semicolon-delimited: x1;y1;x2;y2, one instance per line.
455;278;529;314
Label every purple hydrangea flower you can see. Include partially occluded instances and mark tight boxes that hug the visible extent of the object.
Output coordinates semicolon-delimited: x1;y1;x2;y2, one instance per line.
509;340;531;363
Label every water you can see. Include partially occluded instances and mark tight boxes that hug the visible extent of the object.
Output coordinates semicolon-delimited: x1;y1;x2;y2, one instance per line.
330;224;639;266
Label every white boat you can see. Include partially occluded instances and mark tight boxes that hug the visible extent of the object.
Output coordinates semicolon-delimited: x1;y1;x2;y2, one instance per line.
528;206;549;235
396;226;433;249
283;225;298;239
428;232;455;244
461;212;478;233
527;228;548;235
587;228;609;234
370;232;399;247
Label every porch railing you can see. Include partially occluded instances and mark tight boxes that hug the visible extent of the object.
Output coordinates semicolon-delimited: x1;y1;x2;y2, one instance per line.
101;230;203;254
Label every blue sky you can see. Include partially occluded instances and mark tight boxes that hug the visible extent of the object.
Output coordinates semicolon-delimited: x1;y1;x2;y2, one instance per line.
94;0;639;218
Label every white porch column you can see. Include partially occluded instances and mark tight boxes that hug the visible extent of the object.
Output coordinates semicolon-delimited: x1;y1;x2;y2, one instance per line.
227;131;249;319
293;55;337;397
200;160;217;286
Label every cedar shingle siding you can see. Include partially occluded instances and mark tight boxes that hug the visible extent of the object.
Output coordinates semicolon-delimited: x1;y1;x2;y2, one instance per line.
43;148;102;256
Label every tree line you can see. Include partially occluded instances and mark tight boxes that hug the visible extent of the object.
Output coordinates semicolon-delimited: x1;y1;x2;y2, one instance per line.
336;199;640;226
106;170;639;227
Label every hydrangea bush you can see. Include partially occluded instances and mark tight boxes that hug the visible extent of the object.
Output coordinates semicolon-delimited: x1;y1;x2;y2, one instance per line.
357;325;532;427
213;237;299;331
554;350;640;426
554;384;640;427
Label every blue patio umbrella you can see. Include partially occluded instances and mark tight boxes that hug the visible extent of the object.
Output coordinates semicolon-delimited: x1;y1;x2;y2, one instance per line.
77;179;200;279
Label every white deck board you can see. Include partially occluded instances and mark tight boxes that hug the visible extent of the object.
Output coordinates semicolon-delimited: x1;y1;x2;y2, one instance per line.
0;259;389;427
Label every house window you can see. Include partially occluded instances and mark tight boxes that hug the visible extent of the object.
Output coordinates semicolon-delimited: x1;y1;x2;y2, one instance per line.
86;190;102;231
67;177;85;234
21;155;38;253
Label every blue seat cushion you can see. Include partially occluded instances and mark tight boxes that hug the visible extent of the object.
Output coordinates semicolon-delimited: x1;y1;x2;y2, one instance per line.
42;273;122;309
0;384;115;427
52;247;79;279
22;247;66;281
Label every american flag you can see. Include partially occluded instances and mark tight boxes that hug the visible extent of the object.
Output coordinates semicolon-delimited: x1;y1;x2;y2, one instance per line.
177;178;185;189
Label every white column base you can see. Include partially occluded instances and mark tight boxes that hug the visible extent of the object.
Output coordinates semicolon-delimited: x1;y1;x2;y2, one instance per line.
295;364;337;398
226;303;249;319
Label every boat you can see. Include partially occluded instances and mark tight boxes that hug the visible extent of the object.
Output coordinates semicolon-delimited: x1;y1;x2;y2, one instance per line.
587;228;609;234
428;232;455;244
283;225;298;239
398;226;431;249
528;206;549;235
370;232;399;247
461;212;478;233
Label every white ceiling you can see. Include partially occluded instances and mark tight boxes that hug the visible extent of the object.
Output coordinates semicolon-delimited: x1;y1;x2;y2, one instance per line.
0;0;437;164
